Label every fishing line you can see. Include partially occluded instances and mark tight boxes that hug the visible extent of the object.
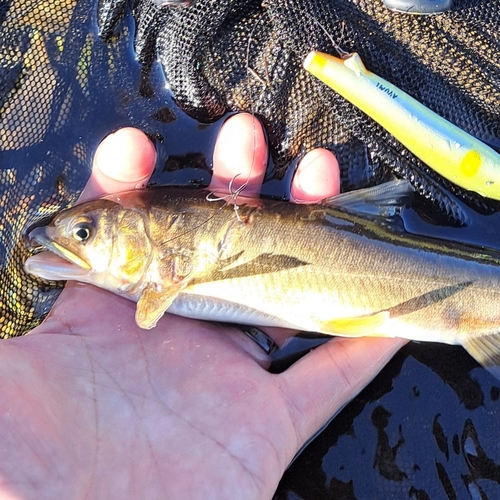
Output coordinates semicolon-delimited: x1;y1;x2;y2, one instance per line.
158;205;225;245
241;14;263;196
206;175;246;223
206;16;265;223
303;11;349;58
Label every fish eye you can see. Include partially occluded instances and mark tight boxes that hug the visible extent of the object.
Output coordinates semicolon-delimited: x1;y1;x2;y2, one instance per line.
72;225;91;242
70;217;94;243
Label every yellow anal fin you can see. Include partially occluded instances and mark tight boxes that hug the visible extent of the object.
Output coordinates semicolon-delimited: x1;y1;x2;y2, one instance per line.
320;311;390;336
463;334;500;383
136;282;186;330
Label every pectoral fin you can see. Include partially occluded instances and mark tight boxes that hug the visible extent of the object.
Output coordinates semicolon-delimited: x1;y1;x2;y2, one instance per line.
320;311;390;336
136;282;187;330
462;334;500;382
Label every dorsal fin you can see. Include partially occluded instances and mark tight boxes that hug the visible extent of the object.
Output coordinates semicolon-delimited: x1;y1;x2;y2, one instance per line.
323;179;414;221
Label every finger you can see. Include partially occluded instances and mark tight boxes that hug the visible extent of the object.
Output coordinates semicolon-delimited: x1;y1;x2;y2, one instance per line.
209;113;267;197
278;336;407;448
79;127;156;202
224;326;273;368
261;327;300;348
290;148;340;202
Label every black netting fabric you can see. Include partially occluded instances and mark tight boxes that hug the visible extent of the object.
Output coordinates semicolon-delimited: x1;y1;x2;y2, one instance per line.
1;0;91;338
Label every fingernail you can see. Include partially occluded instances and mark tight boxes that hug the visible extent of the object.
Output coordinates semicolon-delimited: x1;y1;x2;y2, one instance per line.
290;149;339;203
93;128;156;184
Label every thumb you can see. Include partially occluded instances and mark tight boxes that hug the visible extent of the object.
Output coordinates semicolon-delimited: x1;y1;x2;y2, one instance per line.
278;336;407;449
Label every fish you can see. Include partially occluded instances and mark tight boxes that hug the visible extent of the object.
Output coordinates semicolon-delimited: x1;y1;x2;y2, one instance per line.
24;180;500;380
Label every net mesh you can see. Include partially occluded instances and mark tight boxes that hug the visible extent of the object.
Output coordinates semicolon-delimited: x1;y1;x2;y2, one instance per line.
0;0;149;338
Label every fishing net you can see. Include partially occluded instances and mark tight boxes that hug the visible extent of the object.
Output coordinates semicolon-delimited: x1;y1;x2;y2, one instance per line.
1;0;500;497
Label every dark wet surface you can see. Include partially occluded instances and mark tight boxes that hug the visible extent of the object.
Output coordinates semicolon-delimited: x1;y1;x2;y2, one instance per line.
273;342;500;499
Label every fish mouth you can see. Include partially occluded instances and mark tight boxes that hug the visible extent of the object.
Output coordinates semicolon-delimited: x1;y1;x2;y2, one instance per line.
24;226;91;280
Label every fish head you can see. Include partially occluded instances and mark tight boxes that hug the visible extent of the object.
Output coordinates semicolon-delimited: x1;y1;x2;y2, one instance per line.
25;198;152;295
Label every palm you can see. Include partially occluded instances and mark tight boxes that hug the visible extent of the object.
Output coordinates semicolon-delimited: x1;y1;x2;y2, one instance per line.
18;284;294;498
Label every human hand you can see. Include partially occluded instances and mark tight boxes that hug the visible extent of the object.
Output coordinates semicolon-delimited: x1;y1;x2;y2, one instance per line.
0;115;405;499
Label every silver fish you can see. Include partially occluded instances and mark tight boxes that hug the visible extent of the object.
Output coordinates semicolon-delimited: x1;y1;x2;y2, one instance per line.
25;180;500;380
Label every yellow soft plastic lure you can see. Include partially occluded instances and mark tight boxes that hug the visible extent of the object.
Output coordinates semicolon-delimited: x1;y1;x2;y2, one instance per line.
304;51;500;201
